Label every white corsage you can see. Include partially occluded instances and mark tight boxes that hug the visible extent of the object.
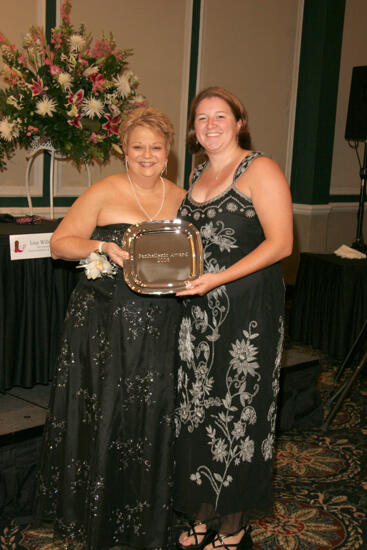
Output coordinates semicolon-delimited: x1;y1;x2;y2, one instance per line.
78;252;118;279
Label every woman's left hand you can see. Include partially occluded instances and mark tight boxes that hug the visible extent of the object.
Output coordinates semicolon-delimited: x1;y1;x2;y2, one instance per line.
176;273;220;296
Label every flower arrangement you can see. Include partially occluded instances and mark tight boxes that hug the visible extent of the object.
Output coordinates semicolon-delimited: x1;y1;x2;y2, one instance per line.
0;0;145;170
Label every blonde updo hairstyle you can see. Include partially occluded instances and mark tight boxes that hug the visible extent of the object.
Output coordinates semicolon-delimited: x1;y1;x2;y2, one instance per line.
120;106;175;155
187;86;253;155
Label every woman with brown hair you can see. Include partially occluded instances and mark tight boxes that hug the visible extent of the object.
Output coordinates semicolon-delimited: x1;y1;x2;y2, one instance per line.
174;87;293;550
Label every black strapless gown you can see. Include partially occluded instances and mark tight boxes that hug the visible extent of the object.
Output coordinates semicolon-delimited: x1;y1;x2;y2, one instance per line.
34;224;181;550
174;153;285;534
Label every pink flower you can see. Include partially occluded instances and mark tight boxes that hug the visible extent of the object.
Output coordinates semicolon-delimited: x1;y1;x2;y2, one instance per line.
68;113;82;129
61;0;71;24
30;77;48;96
44;54;56;70
78;56;88;67
50;65;62;75
90;73;106;95
102;113;121;136
26;125;39;136
91;39;113;59
67;89;84;106
89;132;102;144
51;30;63;50
0;31;10;46
18;54;27;66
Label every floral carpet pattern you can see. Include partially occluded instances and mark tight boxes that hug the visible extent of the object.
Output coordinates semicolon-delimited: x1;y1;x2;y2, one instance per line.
1;346;366;549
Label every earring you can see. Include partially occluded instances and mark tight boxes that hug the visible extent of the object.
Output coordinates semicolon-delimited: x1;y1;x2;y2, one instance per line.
161;161;167;177
125;159;129;172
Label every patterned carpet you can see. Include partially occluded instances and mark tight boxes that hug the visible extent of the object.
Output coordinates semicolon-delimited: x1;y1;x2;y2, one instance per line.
1;345;366;549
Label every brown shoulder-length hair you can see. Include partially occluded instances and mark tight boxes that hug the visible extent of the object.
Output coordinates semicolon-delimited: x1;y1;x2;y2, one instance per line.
119;106;174;155
187;86;253;155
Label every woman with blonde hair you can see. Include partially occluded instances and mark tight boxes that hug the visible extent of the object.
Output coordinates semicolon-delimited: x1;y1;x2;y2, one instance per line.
34;106;185;549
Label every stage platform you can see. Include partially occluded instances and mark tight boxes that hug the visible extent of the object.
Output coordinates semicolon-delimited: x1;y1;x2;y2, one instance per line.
0;345;321;438
0;345;322;520
0;385;49;437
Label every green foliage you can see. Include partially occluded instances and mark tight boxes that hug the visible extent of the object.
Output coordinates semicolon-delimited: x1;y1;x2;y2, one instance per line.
0;2;146;171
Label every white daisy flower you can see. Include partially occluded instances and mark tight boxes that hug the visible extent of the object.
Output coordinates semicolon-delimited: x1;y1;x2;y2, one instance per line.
57;72;72;89
69;34;85;52
113;71;133;98
82;97;104;119
0;118;18;141
35;97;57;117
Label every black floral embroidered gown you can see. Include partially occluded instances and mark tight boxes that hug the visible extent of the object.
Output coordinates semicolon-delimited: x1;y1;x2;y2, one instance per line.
174;153;285;534
34;224;181;550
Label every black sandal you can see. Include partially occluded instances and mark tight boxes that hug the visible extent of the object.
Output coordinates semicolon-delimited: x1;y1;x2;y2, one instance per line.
177;521;216;550
211;527;253;550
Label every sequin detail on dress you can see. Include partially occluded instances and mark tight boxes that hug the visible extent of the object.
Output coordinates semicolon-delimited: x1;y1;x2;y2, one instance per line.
34;223;181;550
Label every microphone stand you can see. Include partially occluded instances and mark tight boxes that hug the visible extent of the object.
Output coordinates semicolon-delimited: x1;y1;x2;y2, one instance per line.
352;139;367;253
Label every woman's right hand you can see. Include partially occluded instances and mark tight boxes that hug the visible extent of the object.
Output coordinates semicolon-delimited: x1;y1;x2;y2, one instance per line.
101;242;129;268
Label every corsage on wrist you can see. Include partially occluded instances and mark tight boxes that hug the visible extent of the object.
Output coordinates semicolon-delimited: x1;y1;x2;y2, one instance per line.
77;250;117;280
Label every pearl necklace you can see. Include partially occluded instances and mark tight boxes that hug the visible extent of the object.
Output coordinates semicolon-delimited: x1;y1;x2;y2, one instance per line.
127;170;165;221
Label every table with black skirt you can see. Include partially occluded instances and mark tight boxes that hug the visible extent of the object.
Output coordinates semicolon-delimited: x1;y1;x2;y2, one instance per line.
289;252;367;361
0;220;79;392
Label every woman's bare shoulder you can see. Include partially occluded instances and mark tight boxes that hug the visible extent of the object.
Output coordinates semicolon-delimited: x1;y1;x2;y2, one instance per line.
247;155;284;177
85;173;127;197
237;155;288;191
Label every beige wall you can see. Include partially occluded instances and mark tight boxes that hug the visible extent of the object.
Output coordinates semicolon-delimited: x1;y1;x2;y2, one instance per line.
0;0;302;211
0;0;45;200
1;0;366;269
64;0;191;188
0;0;192;211
198;0;302;172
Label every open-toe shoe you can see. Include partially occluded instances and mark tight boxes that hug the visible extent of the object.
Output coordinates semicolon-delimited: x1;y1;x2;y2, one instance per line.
177;521;216;550
210;527;253;550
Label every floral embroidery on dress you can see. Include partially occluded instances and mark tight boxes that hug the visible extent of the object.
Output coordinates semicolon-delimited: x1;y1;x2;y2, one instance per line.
261;315;284;460
175;151;284;515
182;320;261;509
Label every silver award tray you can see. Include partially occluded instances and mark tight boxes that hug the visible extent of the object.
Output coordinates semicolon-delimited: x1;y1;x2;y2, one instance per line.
121;219;203;294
